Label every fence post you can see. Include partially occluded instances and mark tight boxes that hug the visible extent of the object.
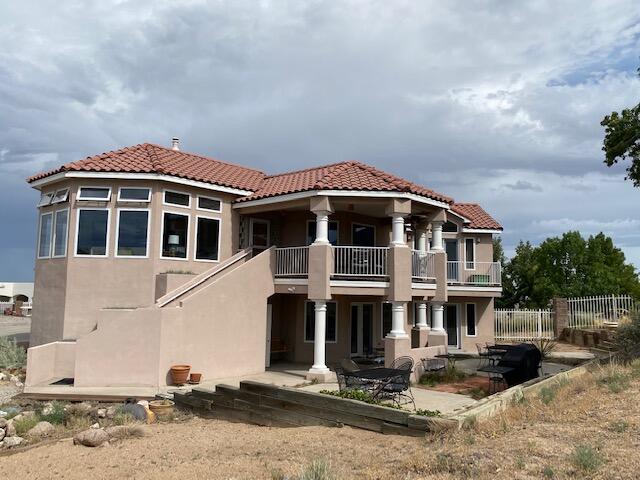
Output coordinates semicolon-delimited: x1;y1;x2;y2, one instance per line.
552;297;568;339
537;310;542;339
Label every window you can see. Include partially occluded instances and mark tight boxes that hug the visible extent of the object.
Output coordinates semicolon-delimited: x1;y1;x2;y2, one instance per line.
306;220;338;246
382;302;392;338
352;223;375;247
38;212;53;258
465;238;475;269
163;190;190;208
197;196;221;212
161;212;189;259
53;209;69;257
466;303;476;336
305;301;337;342
51;188;69;204
118;187;151;202
77;187;111;201
195;217;220;261
76;209;109;256
116;210;150;257
442;221;458;233
38;192;54;207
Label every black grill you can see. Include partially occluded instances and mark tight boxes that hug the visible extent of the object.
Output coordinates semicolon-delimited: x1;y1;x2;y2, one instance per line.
497;343;542;386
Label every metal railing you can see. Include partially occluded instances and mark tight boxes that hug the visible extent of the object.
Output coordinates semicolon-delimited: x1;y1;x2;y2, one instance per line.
495;308;554;341
411;250;436;279
0;302;14;313
447;261;501;286
332;246;389;277
274;246;309;277
568;294;638;328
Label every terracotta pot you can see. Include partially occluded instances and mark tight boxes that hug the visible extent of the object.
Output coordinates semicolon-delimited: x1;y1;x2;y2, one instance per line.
170;365;191;385
148;399;175;418
189;373;202;384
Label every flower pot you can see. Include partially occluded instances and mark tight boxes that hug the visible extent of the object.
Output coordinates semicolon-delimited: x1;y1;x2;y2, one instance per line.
148;399;175;418
170;365;191;385
189;373;202;384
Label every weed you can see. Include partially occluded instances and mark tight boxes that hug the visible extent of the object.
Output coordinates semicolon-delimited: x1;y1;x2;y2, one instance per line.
14;416;39;436
463;434;475;445
0;337;27;369
318;390;405;410
113;412;137;425
462;414;478;430
542;465;555;478
539;386;556;405
467;387;487;400
608;420;629;433
572;444;604;472
515;456;525;469
415;409;441;417
597;365;631;394
297;459;336;480
37;401;66;425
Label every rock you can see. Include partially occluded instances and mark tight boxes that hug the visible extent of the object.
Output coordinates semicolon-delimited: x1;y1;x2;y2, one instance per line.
66;402;94;417
27;421;54;437
0;372;6;381
10;414;22;423
105;406;117;419
9;375;19;383
41;403;54;416
3;436;23;448
14;381;23;388
121;403;147;421
97;408;106;418
73;429;109;447
90;423;100;429
0;418;7;429
5;420;16;437
104;425;146;439
21;411;36;419
0;410;6;418
0;429;5;442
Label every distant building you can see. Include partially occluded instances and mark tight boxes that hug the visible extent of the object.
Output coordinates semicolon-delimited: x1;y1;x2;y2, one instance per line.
0;282;34;302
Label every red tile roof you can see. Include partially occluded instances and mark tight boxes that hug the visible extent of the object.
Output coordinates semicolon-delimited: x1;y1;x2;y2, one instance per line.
451;203;502;230
236;161;453;204
27;143;266;192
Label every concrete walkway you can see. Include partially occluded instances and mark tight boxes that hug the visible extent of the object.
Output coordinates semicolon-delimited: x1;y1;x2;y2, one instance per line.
0;314;30;343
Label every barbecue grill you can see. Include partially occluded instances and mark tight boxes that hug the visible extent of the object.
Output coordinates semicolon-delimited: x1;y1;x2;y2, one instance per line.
497;343;542;386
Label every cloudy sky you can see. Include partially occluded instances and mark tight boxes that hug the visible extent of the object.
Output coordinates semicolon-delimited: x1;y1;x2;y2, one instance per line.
1;0;639;281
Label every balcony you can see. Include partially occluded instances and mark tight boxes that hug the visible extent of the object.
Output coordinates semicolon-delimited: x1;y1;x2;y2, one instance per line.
411;250;436;281
446;261;501;286
274;246;309;277
332;246;388;278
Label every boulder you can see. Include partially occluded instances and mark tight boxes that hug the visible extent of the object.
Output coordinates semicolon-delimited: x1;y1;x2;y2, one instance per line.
5;420;16;437
27;421;54;438
90;423;100;429
73;429;109;447
9;375;19;384
121;403;147;421
104;425;146;439
105;406;117;419
0;417;7;429
0;428;5;442
0;372;6;381
3;436;23;448
97;408;106;418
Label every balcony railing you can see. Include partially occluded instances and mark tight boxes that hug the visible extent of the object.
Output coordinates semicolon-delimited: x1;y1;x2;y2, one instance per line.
332;246;389;278
274;246;309;277
447;261;501;286
411;250;436;280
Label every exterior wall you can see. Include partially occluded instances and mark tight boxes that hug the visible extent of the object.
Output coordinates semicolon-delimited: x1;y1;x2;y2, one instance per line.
447;296;495;352
0;282;34;301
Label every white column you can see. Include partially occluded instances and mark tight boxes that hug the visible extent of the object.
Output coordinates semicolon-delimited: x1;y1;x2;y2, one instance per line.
431;301;444;332
431;221;444;251
390;214;405;246
417;229;427;252
387;301;408;338
309;300;329;373
416;302;429;329
313;211;330;244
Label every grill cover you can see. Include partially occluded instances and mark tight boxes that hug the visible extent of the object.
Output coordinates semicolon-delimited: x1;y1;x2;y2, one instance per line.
498;343;542;386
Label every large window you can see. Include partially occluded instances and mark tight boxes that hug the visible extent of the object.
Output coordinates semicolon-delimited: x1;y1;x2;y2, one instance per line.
76;209;109;256
163;190;190;208
77;187;111;201
161;212;189;259
382;302;392;338
118;187;151;202
305;301;337;343
38;212;53;258
116;210;150;257
465;238;475;269
466;303;477;337
307;220;338;245
53;209;69;257
442;221;458;233
195;217;220;261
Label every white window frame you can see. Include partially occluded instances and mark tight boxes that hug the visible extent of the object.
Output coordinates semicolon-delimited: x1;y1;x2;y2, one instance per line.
351;222;376;246
117;187;151;203
465;302;477;337
37;211;54;259
115;208;151;259
38;192;54;207
306;219;339;246
464;237;476;270
77;186;112;201
159;210;190;261
52;208;70;258
249;218;270;250
194;215;222;263
162;189;191;209
196;195;222;213
304;301;338;344
51;188;70;204
74;207;111;258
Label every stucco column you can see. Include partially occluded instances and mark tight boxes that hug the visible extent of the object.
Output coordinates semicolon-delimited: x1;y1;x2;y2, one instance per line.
390;214;405;246
431;301;444;332
415;302;429;330
431;221;444;251
417;229;428;252
313;210;331;245
387;301;408;338
309;301;330;374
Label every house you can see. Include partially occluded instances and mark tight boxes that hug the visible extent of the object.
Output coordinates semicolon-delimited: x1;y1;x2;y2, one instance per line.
24;139;502;394
0;282;34;304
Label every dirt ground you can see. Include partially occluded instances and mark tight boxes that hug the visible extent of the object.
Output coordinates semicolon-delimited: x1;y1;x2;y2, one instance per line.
3;362;640;479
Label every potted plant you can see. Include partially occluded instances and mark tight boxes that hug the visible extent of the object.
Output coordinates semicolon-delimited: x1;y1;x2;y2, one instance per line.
170;365;191;385
148;399;175;418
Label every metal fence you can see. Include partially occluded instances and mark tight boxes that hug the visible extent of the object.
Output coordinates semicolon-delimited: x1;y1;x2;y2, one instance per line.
495;308;554;341
568;294;637;328
274;246;309;277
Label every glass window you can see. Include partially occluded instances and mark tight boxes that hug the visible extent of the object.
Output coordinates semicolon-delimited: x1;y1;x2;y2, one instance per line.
38;192;54;207
307;221;338;246
352;224;375;247
117;210;149;257
51;188;69;204
119;188;151;202
465;238;475;269
197;196;221;212
78;187;111;201
76;209;109;256
442;221;458;233
53;209;69;257
382;302;392;338
305;302;337;342
195;217;220;261
164;190;190;207
466;303;476;336
162;212;188;258
38;212;53;258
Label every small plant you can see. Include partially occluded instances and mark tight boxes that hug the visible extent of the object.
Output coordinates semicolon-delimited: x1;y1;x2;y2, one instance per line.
466;387;487;400
37;401;66;425
572;444;604;473
515;456;525;469
608;420;629;433
14;416;39;436
530;338;556;360
297;459;336;480
414;408;441;417
462;414;478;430
419;363;466;386
539;386;556;405
542;465;555;478
597;364;631;393
113;411;137;425
0;337;27;369
318;389;405;410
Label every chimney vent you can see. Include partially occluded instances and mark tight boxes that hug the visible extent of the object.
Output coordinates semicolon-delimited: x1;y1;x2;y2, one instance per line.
171;137;180;151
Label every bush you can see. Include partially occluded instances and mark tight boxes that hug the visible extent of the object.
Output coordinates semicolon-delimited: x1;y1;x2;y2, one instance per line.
14;416;39;436
597;364;631;393
415;408;441;417
608;420;629;433
542;466;555;478
0;337;27;369
419;364;466;386
614;309;640;362
539;386;556;405
318;389;405;410
572;444;604;472
298;459;336;480
37;401;66;425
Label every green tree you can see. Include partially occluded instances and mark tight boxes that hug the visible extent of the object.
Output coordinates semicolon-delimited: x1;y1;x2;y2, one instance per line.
601;67;640;186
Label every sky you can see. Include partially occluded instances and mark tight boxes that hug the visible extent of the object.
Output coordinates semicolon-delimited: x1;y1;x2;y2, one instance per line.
1;0;639;282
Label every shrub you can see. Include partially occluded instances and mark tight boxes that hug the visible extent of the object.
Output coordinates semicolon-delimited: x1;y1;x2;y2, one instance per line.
608;420;629;433
297;459;336;480
14;416;39;436
318;389;405;410
419;364;466;385
614;309;640;363
542;465;555;478
0;337;27;369
462;414;478;430
530;338;556;360
113;412;137;425
597;364;631;393
539;386;556;405
37;401;66;425
415;408;441;417
572;444;604;472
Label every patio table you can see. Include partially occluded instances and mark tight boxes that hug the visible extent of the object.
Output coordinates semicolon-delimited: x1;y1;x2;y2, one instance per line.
435;353;457;369
342;368;406;399
477;365;515;394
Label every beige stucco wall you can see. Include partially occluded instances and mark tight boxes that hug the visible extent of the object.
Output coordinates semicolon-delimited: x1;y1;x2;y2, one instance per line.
447;296;495;352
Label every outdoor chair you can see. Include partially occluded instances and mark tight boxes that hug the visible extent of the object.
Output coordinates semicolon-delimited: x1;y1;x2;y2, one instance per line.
476;343;492;368
379;357;415;408
340;358;361;372
335;367;376;393
421;357;446;373
389;356;414;371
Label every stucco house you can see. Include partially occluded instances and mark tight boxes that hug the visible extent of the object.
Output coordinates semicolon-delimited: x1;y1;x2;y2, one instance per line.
24;139;502;395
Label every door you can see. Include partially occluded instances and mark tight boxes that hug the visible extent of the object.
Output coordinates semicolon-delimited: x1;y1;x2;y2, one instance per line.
445;239;459;282
445;304;459;348
352;223;375;247
250;219;270;252
265;304;273;368
350;303;374;356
